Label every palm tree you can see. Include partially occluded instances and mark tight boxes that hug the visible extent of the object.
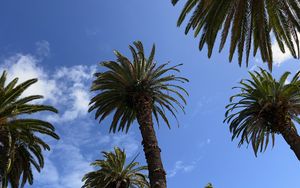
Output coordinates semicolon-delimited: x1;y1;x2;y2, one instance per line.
172;0;300;70
224;68;300;160
0;71;59;188
89;41;188;188
82;147;149;188
204;183;213;188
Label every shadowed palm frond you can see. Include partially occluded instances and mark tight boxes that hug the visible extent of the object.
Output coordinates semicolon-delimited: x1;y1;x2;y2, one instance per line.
225;68;300;156
173;0;300;70
0;71;59;188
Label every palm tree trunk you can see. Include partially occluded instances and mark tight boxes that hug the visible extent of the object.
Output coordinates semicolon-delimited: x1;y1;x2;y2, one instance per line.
134;93;166;188
280;124;300;160
279;118;300;161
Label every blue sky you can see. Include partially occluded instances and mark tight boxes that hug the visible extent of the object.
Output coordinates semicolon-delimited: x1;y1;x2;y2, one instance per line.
1;1;299;188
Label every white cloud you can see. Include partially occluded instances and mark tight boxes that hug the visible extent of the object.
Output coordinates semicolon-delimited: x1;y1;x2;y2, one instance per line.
272;42;292;66
270;33;300;66
0;51;96;122
0;54;57;102
33;142;93;188
168;160;196;178
109;134;139;157
35;40;50;58
34;157;60;186
1;41;141;188
46;65;96;123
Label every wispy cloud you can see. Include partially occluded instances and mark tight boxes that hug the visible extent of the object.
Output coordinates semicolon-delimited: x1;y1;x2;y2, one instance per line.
1;54;58;102
1;41;140;188
168;160;196;178
0;51;96;122
35;40;50;58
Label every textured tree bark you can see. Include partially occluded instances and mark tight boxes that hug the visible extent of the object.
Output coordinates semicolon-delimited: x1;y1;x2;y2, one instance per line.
270;107;300;161
279;123;300;160
134;93;166;188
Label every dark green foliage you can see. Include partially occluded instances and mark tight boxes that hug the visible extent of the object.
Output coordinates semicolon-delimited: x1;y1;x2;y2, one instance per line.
172;0;300;70
0;71;59;188
89;41;189;132
82;147;149;188
205;183;213;188
225;68;300;155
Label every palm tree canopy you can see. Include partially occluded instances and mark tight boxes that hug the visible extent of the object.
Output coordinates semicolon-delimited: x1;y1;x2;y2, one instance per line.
0;71;59;187
224;68;300;155
204;183;213;188
89;41;188;133
82;147;149;188
172;0;300;70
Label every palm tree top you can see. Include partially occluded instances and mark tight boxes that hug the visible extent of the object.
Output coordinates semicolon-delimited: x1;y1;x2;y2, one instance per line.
204;183;213;188
172;0;300;70
0;70;59;187
0;70;59;139
224;68;300;155
82;147;149;188
89;41;189;132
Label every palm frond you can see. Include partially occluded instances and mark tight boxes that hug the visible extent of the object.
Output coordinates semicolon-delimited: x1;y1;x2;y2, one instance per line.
82;147;149;188
89;41;189;133
173;0;300;69
225;68;300;155
0;71;59;188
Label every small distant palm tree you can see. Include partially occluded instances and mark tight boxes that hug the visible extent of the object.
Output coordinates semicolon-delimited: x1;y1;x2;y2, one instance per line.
89;41;188;188
82;147;149;188
172;0;300;69
204;183;213;188
0;71;59;188
225;68;300;159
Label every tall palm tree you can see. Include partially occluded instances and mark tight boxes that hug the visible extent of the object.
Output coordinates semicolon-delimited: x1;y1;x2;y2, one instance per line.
172;0;300;70
204;183;213;188
224;68;300;160
82;147;149;188
89;41;188;188
0;71;59;188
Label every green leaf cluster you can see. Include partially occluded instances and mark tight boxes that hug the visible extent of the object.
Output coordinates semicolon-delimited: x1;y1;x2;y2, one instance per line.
173;0;300;69
225;68;300;155
82;147;149;188
0;71;59;188
89;41;189;132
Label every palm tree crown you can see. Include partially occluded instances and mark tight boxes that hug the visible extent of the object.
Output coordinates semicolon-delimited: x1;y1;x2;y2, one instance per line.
204;183;213;188
82;147;149;188
224;68;300;157
89;41;188;187
89;41;188;132
172;0;300;69
0;71;59;188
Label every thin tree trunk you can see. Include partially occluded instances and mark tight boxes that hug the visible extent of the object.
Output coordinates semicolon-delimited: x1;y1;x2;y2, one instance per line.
280;123;300;160
134;93;166;188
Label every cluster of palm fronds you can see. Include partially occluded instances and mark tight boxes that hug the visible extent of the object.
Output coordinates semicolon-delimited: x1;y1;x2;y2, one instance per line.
2;1;300;187
0;71;59;188
172;0;300;70
82;147;149;188
225;69;300;158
